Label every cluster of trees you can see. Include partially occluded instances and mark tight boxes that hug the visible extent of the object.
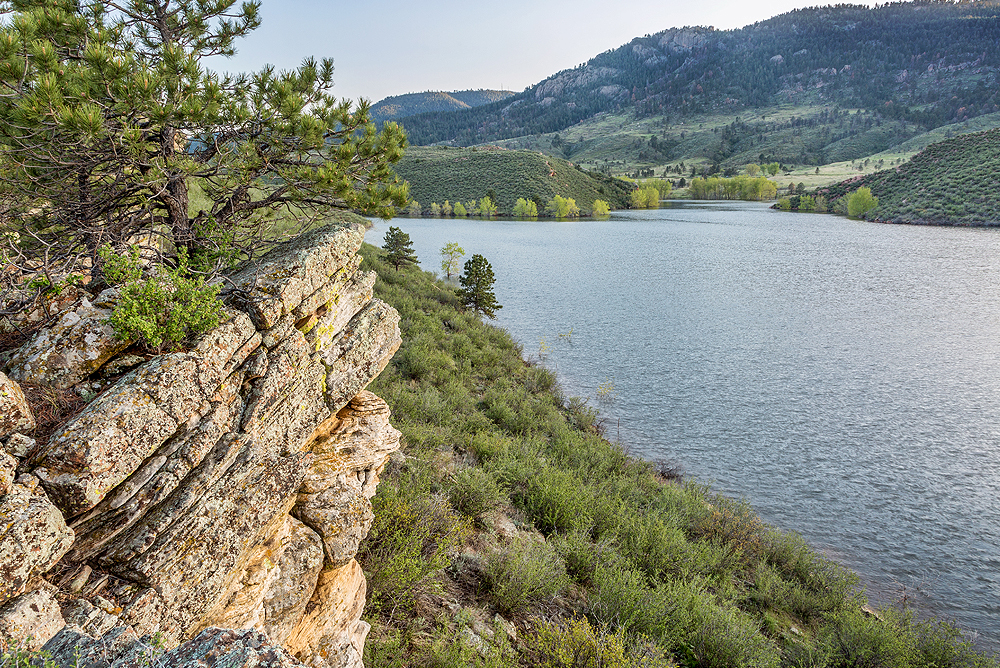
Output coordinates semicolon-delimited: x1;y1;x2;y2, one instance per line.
0;0;407;319
777;194;829;213
409;197;498;218
630;178;672;208
382;228;501;317
688;176;778;201
407;195;614;218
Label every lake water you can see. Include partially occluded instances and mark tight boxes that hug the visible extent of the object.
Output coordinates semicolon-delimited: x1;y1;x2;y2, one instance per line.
366;201;1000;647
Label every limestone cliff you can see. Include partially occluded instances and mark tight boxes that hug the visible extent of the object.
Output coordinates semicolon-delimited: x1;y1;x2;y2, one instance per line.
0;221;400;668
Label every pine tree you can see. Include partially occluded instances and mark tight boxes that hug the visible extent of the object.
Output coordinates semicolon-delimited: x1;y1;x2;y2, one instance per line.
459;254;502;319
382;227;418;271
0;0;408;297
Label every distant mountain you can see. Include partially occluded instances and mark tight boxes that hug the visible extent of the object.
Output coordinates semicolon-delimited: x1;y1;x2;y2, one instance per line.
399;2;1000;148
370;90;515;123
816;127;1000;225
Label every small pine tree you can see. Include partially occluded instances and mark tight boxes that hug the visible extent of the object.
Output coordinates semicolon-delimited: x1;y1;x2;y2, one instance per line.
382;226;418;271
459;254;502;319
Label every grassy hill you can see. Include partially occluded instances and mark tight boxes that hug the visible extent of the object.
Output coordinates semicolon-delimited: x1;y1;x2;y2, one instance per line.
392;146;634;214
371;89;515;124
357;244;997;668
816;127;1000;225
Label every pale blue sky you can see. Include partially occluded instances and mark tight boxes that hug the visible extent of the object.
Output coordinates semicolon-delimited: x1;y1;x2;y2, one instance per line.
212;0;875;104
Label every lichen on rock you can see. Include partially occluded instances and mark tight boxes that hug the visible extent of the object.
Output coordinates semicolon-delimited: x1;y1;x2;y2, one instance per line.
0;220;402;668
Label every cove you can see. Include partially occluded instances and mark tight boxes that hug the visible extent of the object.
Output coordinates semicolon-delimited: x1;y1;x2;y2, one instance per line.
367;201;1000;647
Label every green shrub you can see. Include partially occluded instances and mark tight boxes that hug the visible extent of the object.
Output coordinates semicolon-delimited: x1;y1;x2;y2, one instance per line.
359;485;470;622
506;465;593;536
689;496;767;572
847;187;879;218
592;199;611;216
448;467;506;518
817;607;915;668
912;617;996;668
550;529;611;585
481;536;569;615
525;617;673;668
778;197;792;211
101;245;223;353
0;641;57;668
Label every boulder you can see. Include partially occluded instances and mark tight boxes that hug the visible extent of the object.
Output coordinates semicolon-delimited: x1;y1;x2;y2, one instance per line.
262;518;325;645
229;223;366;330
34;311;258;516
0;372;35;437
4;432;37;459
0;222;401;668
0;475;75;605
6;297;131;390
321;300;401;413
284;560;367;668
0;587;66;651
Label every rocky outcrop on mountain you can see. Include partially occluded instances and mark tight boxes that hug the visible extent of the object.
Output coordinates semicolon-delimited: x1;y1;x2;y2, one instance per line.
0;219;400;668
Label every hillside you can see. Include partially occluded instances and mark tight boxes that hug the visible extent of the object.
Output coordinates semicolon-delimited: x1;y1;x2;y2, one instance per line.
816;127;1000;224
392;146;634;213
370;89;515;123
397;2;1000;168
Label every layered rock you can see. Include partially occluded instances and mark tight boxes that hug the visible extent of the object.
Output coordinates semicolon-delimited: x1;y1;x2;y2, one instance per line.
0;220;401;668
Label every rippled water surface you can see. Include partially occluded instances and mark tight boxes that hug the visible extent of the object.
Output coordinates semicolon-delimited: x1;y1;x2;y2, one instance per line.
367;202;1000;646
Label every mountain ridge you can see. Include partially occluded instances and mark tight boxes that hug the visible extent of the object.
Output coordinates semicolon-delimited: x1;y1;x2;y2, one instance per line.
370;89;515;124
397;1;1000;152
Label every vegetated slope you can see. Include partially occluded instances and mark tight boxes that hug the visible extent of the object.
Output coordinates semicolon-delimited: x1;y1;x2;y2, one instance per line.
356;244;997;668
399;2;1000;149
818;127;1000;224
392;146;633;213
370;89;515;123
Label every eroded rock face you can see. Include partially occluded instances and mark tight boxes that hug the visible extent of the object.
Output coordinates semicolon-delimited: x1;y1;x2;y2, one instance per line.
0;221;403;668
294;391;401;566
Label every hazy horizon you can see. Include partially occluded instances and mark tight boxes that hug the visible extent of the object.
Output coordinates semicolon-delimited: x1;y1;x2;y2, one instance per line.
209;0;876;105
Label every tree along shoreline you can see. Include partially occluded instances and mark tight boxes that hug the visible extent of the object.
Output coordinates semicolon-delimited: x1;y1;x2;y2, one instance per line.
357;241;994;668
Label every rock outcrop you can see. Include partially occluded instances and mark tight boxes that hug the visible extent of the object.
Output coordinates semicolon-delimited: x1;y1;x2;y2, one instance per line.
0;220;400;668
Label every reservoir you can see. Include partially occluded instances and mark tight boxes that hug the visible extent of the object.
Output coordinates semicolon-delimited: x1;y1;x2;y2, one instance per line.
367;201;1000;647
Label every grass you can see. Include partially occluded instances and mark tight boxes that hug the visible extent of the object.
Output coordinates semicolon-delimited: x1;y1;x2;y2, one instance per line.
356;242;997;668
